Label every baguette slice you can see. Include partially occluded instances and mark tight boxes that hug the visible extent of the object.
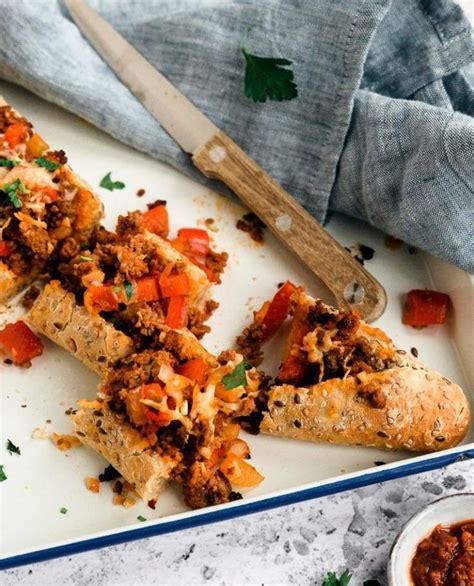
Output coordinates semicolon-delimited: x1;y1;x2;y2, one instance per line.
28;280;134;375
27;280;214;375
0;97;103;303
71;405;175;501
261;367;470;452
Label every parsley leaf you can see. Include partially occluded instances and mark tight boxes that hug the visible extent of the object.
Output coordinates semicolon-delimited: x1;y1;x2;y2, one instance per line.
3;179;29;209
6;439;21;455
222;360;252;390
35;157;61;171
137;515;147;522
60;507;68;514
100;172;125;191
241;41;298;103
322;570;352;586
0;465;6;482
0;157;18;168
124;281;134;301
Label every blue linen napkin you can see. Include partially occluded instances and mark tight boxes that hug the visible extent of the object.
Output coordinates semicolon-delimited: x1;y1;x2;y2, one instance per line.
0;0;472;271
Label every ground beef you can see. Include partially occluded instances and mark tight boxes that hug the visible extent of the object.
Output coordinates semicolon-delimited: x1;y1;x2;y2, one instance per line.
236;212;266;244
18;221;54;259
58;236;80;260
188;300;219;339
49;150;68;165
235;322;265;365
0;106;32;134
116;211;144;238
181;461;237;509
449;552;474;585
116;245;149;280
21;285;40;309
205;250;228;284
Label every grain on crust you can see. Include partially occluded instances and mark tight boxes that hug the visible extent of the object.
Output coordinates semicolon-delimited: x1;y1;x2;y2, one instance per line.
261;367;470;452
71;406;174;502
27;280;134;375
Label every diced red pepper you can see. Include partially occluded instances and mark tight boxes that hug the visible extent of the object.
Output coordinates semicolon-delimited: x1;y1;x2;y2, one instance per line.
4;122;28;148
141;383;166;400
0;240;14;257
38;185;60;203
159;271;190;298
403;289;450;327
176;358;208;386
83;284;120;314
135;276;161;303
260;281;297;339
165;295;189;329
141;205;169;237
176;228;210;257
0;320;43;365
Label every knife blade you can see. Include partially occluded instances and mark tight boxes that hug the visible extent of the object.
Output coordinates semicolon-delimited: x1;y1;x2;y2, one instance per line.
65;0;387;321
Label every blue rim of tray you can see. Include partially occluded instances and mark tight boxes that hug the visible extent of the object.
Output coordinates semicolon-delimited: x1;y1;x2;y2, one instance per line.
2;447;473;570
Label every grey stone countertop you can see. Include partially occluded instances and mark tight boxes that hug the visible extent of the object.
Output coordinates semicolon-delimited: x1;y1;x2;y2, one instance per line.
3;458;473;585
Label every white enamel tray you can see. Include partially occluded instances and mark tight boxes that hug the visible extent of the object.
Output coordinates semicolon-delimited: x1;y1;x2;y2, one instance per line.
1;82;473;569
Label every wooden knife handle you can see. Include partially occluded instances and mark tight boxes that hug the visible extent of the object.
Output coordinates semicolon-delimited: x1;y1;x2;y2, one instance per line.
192;131;387;322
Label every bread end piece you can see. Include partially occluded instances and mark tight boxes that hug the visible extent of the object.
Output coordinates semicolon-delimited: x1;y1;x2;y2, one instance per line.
27;280;134;375
71;406;173;502
261;368;470;452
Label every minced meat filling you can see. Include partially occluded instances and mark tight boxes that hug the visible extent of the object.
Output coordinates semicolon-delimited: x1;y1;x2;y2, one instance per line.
277;299;397;386
102;351;245;509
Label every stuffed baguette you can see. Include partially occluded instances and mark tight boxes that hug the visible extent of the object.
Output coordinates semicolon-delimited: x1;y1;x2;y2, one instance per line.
238;284;470;452
0;97;103;302
72;349;264;508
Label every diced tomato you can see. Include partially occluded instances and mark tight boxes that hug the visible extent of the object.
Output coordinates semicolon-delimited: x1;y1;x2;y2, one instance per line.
403;289;450;327
277;354;306;384
165;295;189;329
176;228;210;257
4;122;28;148
176;358;208;386
185;255;216;282
219;453;264;487
141;205;169;237
26;133;49;158
0;240;14;257
159;271;190;298
0;320;43;365
135;276;161;303
260;281;297;339
83;284;120;314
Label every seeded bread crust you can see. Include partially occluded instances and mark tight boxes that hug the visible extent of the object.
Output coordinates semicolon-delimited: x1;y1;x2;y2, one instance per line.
261;367;470;452
28;280;134;375
71;406;174;501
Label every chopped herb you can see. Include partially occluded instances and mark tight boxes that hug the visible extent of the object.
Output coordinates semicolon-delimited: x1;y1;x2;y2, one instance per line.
124;281;134;301
79;242;89;250
222;360;252;390
137;515;147;522
322;570;352;586
0;465;6;482
0;157;18;168
35;157;60;171
3;179;29;209
100;172;125;191
79;255;93;262
60;507;68;514
113;285;122;294
6;439;21;455
241;40;298;103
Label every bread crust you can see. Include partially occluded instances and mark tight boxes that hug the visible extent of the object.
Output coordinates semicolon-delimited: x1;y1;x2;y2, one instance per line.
27;280;134;375
0;262;40;304
261;367;470;452
71;406;174;501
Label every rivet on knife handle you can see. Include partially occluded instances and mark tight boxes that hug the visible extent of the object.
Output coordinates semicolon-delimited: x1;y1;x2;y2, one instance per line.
193;131;387;322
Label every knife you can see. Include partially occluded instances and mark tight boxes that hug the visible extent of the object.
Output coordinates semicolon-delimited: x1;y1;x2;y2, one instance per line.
65;0;387;321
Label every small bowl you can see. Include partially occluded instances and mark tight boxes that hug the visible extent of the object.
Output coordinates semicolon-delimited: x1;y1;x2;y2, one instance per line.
387;493;474;586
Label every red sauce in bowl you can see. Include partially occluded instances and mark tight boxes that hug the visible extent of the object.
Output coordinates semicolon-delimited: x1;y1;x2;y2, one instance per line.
411;520;474;585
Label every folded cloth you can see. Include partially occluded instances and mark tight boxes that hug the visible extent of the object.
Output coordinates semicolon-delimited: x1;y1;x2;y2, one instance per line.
0;0;472;271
